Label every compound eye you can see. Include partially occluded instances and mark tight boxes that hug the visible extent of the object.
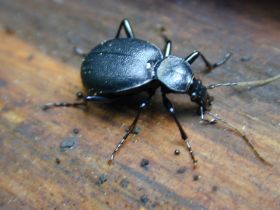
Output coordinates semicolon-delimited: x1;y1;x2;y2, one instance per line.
191;92;198;101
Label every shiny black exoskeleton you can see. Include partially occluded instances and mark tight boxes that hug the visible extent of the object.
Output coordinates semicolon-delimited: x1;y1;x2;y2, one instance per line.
81;32;215;112
45;19;232;167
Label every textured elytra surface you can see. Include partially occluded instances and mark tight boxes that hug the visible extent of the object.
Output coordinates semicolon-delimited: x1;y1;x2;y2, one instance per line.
81;38;163;95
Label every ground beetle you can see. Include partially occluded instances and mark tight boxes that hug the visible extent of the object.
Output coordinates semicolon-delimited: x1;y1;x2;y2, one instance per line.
45;19;279;167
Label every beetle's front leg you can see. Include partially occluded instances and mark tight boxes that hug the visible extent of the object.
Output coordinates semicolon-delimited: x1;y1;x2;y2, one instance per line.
199;106;217;124
115;19;135;38
185;51;231;72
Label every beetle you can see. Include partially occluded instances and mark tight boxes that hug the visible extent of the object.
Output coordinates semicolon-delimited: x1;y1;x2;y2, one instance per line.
45;19;277;167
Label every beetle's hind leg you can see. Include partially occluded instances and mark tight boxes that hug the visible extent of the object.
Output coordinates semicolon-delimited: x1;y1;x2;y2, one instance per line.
185;51;232;72
43;92;116;110
43;91;87;110
115;19;135;38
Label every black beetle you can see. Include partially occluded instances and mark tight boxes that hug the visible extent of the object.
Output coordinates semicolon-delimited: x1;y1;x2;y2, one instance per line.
45;19;277;167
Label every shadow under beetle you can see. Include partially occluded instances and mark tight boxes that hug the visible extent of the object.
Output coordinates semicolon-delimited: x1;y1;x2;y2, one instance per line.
45;19;279;168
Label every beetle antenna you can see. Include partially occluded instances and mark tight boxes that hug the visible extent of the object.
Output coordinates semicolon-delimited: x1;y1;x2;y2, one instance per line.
207;74;280;89
203;111;272;166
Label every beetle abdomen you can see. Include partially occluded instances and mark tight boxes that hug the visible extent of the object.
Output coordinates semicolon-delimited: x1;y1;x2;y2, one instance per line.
81;38;163;95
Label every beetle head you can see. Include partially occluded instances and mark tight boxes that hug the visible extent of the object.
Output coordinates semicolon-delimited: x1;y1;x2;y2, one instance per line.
188;78;214;113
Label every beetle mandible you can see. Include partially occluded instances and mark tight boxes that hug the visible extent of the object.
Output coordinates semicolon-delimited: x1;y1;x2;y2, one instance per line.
45;19;277;167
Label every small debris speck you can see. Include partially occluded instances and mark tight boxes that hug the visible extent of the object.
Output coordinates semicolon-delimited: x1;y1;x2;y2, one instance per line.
177;167;187;174
4;26;15;35
240;56;252;62
193;174;201;181
72;128;80;134
55;158;61;165
27;54;34;61
60;137;77;152
73;47;85;56
96;174;108;186
76;91;84;99
212;185;218;192
140;194;149;204
140;159;149;170
174;149;180;155
120;178;130;188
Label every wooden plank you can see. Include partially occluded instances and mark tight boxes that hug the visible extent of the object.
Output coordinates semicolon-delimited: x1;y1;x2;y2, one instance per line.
0;0;280;209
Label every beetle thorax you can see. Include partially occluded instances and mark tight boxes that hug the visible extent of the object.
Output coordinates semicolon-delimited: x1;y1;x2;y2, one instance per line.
156;56;193;92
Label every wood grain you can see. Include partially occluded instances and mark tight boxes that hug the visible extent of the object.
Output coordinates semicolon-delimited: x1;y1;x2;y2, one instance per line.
0;0;280;209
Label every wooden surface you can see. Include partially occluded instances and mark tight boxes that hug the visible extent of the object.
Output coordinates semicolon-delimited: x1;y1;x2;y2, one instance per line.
0;0;280;209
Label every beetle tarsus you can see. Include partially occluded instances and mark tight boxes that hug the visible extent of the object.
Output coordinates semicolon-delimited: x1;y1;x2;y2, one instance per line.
212;52;232;69
42;101;86;110
185;51;232;71
200;107;217;124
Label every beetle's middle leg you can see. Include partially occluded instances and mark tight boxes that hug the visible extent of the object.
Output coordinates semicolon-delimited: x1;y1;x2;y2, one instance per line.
162;93;198;168
108;92;154;164
185;51;232;72
115;19;135;38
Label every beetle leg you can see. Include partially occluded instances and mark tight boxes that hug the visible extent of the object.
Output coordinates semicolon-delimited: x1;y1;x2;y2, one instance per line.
115;19;135;38
157;25;172;57
85;95;118;103
185;51;232;71
108;93;154;164
200;106;217;124
43;101;86;110
164;40;172;57
43;92;87;110
162;93;198;168
42;93;116;110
